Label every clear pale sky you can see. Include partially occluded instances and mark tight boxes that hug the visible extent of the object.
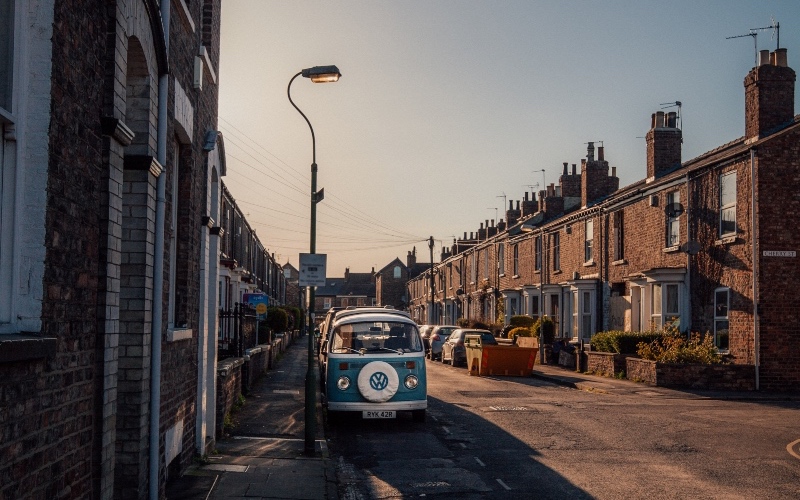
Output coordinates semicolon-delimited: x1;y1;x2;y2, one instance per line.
218;1;800;276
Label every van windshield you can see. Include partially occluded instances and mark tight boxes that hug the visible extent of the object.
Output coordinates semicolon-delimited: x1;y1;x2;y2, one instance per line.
331;321;422;354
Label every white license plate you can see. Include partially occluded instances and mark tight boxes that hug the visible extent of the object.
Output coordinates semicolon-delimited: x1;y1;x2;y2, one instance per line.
363;410;396;419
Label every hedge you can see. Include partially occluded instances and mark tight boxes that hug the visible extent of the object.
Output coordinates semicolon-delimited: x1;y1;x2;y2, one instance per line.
591;330;664;354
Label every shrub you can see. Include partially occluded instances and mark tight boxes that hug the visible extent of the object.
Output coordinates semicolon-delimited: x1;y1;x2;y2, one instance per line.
282;306;302;331
456;318;470;328
509;315;536;328
469;320;490;330
509;326;533;338
531;317;556;344
637;331;722;364
591;330;664;354
265;307;289;334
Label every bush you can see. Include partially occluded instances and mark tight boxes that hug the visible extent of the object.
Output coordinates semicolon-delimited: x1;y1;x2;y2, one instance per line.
509;326;533;338
637;331;722;364
531;317;556;344
282;306;302;331
591;330;664;354
456;318;470;328
509;315;536;328
265;306;289;334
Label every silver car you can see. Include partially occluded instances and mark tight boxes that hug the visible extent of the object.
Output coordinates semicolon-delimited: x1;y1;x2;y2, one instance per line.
427;325;457;361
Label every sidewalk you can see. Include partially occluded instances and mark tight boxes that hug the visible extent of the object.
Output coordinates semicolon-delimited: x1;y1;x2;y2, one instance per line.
531;362;800;401
167;334;337;500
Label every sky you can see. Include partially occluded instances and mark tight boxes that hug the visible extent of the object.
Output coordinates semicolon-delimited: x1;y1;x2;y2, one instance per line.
218;0;800;276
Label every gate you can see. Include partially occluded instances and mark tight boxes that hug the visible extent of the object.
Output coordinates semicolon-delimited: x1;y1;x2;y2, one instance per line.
218;302;258;359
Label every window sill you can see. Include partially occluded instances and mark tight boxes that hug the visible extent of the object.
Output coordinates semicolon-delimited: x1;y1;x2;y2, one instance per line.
582;261;596;267
0;335;57;363
167;328;193;342
512;275;520;279
552;269;562;275
662;246;680;253
611;259;627;266
716;235;738;245
499;273;505;278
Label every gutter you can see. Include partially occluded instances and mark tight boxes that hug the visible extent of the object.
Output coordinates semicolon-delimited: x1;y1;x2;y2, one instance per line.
150;0;170;497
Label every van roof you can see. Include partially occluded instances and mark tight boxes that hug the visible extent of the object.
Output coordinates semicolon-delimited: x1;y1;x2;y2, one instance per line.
333;309;414;326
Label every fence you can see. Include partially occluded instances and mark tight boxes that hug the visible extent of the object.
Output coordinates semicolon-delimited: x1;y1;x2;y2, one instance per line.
218;303;258;359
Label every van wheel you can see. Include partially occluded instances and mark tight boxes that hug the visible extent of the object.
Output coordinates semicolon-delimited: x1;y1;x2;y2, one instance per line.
412;409;426;423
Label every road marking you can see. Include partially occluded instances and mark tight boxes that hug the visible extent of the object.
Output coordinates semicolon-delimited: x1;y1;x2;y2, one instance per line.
475;457;485;467
496;478;511;490
788;438;800;460
442;426;450;434
459;443;467;449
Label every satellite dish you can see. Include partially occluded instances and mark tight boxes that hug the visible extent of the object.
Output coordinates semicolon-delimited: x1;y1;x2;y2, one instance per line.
665;203;685;218
681;241;701;255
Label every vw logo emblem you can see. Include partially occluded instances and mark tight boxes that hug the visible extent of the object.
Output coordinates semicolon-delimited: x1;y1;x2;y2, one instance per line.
369;372;389;391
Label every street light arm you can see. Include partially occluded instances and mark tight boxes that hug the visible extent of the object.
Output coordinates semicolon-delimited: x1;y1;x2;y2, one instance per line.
287;71;316;164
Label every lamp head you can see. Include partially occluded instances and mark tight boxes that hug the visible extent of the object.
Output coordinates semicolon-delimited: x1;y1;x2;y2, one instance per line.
302;65;342;83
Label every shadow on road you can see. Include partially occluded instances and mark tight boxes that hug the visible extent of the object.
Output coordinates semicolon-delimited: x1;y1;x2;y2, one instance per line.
325;395;593;499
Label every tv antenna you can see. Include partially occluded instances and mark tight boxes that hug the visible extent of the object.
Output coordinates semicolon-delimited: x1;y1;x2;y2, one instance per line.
726;18;780;67
660;101;683;141
497;192;507;210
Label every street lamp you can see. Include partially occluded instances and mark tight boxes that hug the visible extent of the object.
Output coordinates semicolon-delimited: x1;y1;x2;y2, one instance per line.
287;64;341;456
428;236;435;325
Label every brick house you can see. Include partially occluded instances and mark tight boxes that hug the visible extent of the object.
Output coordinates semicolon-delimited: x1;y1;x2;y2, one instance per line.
0;1;239;498
283;261;302;309
314;267;376;312
407;48;799;390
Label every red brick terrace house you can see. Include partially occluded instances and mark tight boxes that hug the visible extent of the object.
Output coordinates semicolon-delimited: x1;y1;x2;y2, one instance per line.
0;1;232;498
407;47;799;391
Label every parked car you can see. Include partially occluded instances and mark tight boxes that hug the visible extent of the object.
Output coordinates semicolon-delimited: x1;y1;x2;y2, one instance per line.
323;308;427;422
418;324;434;354
441;329;497;366
427;325;457;361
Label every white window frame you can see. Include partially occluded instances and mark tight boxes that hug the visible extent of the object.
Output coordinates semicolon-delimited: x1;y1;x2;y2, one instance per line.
720;171;737;237
512;244;519;276
666;190;680;248
552;232;560;271
631;270;686;332
714;288;730;351
393;265;401;279
498;242;505;275
323;298;331;310
0;3;49;334
534;235;542;271
584;219;594;263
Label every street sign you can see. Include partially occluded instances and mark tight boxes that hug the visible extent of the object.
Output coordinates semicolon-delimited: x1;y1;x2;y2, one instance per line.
763;250;796;257
243;293;268;319
299;253;327;287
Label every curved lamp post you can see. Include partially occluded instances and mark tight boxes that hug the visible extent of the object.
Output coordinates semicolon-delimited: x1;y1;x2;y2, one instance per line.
287;64;341;456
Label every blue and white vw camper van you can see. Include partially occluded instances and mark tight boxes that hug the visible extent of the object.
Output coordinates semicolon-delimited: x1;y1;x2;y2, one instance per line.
322;307;427;422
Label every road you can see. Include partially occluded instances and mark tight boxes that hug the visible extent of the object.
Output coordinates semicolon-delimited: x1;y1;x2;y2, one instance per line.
325;358;800;499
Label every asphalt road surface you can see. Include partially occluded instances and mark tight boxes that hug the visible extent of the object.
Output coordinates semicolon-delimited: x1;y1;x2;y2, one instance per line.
325;358;800;499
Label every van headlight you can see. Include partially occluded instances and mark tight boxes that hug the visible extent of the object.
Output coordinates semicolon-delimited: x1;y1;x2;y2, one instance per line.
337;376;351;391
404;374;419;390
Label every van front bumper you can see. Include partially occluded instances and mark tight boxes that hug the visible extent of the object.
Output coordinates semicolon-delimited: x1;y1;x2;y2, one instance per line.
327;400;427;411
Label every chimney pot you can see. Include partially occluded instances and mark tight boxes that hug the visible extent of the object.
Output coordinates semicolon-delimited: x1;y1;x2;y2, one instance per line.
656;111;665;128
563;162;568;174
775;48;788;67
587;141;595;161
572;164;577;175
598;146;604;161
612;166;617;177
760;50;770;66
651;113;657;129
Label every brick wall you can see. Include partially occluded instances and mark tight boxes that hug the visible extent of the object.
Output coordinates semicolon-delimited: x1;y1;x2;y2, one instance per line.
216;358;244;439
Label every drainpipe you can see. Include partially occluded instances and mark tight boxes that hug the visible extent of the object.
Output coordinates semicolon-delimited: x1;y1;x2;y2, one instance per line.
751;148;760;390
150;1;170;497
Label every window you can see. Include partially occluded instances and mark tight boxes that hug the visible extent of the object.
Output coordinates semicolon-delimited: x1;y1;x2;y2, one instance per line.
664;283;679;325
552;232;560;271
323;298;331;310
483;248;489;280
666;191;680;247
341;298;348;307
534;235;542;271
168;141;180;329
570;287;595;341
714;288;729;350
612;211;624;261
393;265;401;279
469;252;478;283
584;219;593;262
720;172;737;236
582;291;592;340
571;290;579;338
512;244;519;276
0;0;13;115
651;284;662;328
498;243;505;275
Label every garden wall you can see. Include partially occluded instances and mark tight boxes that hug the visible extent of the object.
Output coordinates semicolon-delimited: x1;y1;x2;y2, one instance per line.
626;358;756;390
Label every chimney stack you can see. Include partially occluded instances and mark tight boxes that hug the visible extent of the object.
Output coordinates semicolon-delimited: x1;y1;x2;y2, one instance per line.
745;48;795;141
646;108;682;181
